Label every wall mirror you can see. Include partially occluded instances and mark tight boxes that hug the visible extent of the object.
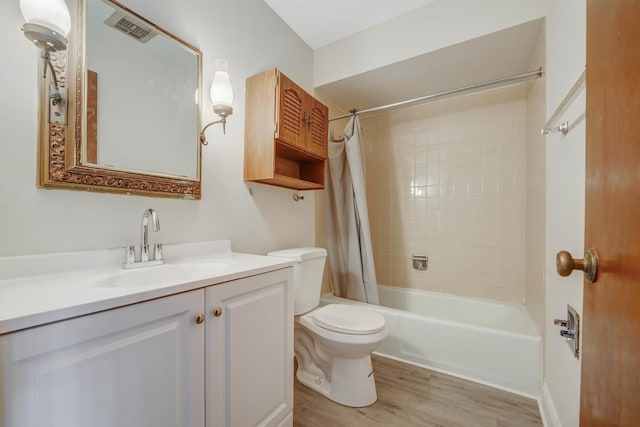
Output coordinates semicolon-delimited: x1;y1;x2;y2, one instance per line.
39;0;202;199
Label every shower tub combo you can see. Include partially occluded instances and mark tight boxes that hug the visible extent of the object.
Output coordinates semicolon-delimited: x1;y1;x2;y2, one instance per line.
322;285;541;397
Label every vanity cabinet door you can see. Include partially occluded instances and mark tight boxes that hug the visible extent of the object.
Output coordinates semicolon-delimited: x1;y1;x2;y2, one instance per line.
206;268;294;427
0;290;205;427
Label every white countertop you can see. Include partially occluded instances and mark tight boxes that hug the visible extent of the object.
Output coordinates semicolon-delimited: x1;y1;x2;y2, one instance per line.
0;241;293;335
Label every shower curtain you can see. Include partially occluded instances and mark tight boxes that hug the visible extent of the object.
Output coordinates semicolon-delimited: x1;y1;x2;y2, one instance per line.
325;115;379;304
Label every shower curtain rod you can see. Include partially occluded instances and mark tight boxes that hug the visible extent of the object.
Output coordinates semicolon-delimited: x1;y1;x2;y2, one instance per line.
328;67;543;122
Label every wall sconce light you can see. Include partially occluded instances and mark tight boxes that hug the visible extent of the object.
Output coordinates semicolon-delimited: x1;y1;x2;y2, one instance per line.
200;59;233;145
20;0;71;123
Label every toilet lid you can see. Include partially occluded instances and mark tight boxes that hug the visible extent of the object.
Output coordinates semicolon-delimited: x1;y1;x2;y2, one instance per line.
312;304;386;335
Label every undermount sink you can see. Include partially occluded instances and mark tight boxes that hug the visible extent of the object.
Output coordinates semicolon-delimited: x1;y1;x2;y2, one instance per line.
96;261;229;288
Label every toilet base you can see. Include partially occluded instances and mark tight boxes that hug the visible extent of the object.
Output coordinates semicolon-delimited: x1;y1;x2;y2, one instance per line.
295;354;378;407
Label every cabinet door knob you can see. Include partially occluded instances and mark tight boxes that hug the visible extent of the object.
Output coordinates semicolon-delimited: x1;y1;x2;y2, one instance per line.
213;307;223;317
195;313;205;324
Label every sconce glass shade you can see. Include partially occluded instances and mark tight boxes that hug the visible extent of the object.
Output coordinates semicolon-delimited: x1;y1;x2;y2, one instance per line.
20;0;71;51
210;59;233;116
20;0;71;36
200;59;233;144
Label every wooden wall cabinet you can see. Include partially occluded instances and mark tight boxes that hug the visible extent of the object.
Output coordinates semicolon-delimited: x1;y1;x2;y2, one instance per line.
244;68;329;190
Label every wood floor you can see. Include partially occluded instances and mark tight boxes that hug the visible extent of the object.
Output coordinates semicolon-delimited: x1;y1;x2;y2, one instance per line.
293;355;542;427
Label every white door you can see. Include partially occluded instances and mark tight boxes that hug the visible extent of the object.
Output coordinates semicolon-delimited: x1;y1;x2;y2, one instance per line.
206;268;293;427
0;290;205;427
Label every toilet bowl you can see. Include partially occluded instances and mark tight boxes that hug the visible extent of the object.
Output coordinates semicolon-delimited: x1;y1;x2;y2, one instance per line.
295;304;387;407
267;247;387;407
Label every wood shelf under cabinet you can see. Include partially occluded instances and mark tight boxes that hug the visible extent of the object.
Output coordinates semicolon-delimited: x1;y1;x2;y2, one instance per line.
244;68;328;190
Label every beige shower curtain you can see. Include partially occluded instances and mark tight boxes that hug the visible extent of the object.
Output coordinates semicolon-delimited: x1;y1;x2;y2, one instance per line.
324;116;379;304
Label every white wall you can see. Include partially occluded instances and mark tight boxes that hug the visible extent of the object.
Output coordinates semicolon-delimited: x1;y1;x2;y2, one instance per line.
543;1;586;426
1;0;315;257
313;0;546;87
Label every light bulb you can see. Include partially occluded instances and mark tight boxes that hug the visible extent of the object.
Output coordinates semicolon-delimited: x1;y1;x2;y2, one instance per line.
20;0;71;37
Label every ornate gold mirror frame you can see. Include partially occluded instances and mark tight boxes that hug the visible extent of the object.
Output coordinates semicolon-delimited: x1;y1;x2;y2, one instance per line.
38;0;202;199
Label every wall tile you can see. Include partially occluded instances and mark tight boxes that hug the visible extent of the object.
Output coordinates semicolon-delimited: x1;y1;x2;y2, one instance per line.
361;84;530;303
525;28;547;334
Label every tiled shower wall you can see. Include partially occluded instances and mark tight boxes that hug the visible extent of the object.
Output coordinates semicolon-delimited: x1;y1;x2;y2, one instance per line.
360;85;528;303
525;28;546;333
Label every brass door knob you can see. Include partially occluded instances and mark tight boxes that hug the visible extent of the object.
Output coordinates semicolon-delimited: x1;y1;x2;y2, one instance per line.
195;313;205;324
556;248;599;283
213;307;223;317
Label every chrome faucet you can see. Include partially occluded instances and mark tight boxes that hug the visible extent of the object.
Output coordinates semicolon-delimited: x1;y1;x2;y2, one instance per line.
122;208;164;269
141;208;160;262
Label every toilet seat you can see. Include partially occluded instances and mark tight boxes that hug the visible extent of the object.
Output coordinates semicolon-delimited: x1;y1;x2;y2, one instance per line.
312;304;385;335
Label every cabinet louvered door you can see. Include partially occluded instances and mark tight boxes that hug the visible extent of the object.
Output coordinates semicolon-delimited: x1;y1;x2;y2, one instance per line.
306;96;328;158
276;73;306;151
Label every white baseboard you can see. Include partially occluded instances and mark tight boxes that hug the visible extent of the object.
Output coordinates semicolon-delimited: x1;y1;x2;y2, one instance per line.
539;382;561;427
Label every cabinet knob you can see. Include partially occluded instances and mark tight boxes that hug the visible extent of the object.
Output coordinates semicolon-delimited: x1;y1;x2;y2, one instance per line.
195;313;205;324
213;307;223;317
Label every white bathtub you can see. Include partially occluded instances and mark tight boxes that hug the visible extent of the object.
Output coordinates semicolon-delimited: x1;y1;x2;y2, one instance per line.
321;285;541;397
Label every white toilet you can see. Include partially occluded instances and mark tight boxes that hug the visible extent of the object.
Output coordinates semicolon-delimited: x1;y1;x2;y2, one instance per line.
267;247;387;407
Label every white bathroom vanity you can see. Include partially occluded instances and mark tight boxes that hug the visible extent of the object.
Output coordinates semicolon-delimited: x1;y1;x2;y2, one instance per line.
0;241;294;427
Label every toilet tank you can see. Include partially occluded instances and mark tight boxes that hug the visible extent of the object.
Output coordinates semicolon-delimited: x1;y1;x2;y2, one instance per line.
267;247;327;315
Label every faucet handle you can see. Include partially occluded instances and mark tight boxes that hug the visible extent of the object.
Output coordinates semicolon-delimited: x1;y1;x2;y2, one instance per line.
154;243;164;262
125;245;136;265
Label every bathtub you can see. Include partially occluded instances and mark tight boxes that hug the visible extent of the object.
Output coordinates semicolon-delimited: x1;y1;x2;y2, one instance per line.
321;285;541;397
